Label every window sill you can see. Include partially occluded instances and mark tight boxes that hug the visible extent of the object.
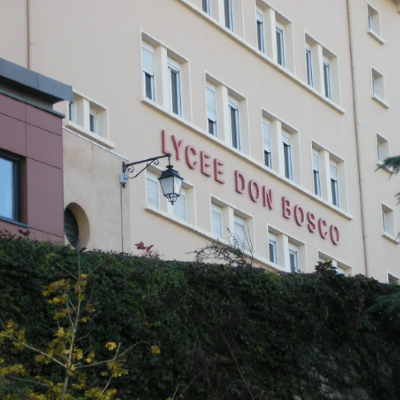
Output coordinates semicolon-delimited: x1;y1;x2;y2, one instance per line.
0;216;30;229
178;0;345;115
144;203;281;272
382;232;399;244
63;121;115;149
141;97;353;221
367;29;385;44
372;94;390;109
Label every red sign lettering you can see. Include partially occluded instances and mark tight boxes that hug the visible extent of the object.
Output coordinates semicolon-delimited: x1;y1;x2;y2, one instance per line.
201;151;212;177
235;171;246;194
263;187;273;210
185;145;198;169
282;196;292;219
214;159;225;184
294;205;305;226
307;212;316;233
249;180;261;202
330;225;340;245
172;135;184;160
161;130;171;155
318;218;328;239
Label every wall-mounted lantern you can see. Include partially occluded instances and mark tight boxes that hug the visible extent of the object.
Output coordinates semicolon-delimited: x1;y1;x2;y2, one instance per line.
120;153;183;205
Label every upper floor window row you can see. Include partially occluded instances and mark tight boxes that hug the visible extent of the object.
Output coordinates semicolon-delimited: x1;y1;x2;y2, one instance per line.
202;0;245;37
141;37;192;121
305;34;340;104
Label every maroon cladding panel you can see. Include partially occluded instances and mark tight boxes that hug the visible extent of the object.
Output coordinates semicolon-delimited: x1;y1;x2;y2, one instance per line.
0;112;26;155
26;104;62;135
25;158;64;238
0;92;65;242
0;93;26;121
26;124;63;169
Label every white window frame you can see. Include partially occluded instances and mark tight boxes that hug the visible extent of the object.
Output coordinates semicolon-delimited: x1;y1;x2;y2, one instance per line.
371;68;386;103
388;273;399;284
234;214;246;249
282;131;293;180
318;252;352;276
168;59;182;116
312;150;321;197
64;91;110;143
146;172;160;209
323;58;332;100
268;232;278;264
202;0;211;15
330;160;339;207
289;243;299;273
211;203;223;238
381;203;396;238
306;47;314;87
206;83;218;136
262;119;272;168
276;22;285;67
174;187;187;221
142;42;155;101
224;0;233;30
69;101;77;123
228;98;240;150
376;134;389;164
367;3;383;39
256;9;265;53
89;110;99;134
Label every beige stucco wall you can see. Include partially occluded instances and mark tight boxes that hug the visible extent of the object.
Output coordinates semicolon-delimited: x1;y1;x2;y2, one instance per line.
1;0;399;281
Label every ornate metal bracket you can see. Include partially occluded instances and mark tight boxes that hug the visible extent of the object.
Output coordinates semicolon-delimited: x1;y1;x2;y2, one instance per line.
122;153;171;180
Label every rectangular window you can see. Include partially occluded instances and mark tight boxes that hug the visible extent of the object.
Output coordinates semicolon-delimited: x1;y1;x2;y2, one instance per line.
146;173;160;209
69;101;77;123
323;59;332;99
371;68;385;101
388;274;399;284
142;43;155;101
0;153;22;223
282;132;293;180
174;187;187;221
229;100;240;150
224;0;233;30
276;24;285;67
268;233;277;264
256;10;265;53
381;204;396;237
211;204;223;238
312;150;321;196
89;111;98;134
262;119;272;168
168;60;182;116
289;246;299;273
377;134;388;163
330;160;339;207
367;4;382;37
206;84;217;136
202;0;210;14
306;48;314;87
234;215;246;249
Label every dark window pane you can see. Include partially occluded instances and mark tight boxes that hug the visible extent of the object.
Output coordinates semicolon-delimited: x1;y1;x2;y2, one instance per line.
230;107;238;148
257;21;263;51
145;73;153;100
264;151;271;168
0;155;21;222
64;208;79;248
170;70;179;114
90;114;95;132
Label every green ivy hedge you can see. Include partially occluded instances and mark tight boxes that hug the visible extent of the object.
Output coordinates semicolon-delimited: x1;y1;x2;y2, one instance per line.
1;234;400;399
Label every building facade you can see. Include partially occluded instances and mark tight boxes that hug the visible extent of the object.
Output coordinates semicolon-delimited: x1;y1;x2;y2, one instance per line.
0;0;399;282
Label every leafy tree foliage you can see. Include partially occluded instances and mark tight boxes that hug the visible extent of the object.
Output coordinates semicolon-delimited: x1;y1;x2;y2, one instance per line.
0;233;400;399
